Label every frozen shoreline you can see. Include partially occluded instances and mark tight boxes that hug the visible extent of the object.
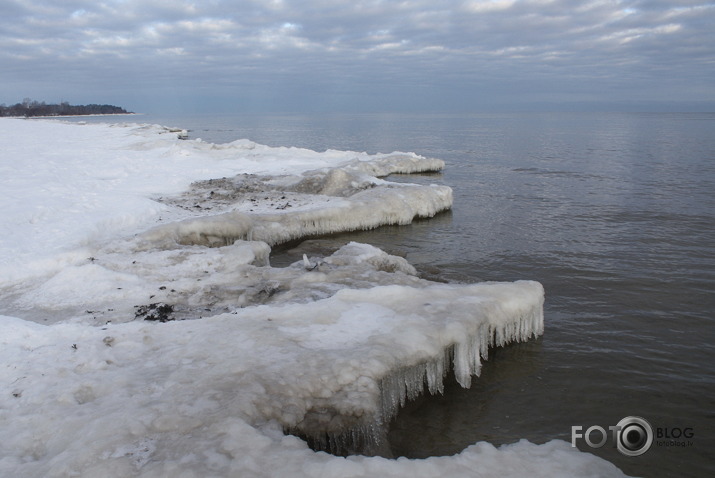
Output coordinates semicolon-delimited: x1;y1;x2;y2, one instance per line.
0;118;628;477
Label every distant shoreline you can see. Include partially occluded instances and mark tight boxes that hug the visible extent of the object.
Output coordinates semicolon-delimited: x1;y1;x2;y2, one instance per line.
0;100;133;118
25;113;142;119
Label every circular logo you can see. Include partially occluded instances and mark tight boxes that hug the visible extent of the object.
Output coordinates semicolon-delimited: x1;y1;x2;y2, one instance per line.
616;416;653;456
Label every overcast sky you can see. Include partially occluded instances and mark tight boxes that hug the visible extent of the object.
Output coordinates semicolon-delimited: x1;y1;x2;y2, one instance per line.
1;0;713;113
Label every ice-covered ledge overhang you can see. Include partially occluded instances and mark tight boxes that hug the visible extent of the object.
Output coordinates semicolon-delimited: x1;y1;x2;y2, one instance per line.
1;277;544;464
279;280;544;454
140;153;452;248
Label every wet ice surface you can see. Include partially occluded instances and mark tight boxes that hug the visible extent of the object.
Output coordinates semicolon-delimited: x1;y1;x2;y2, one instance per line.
0;119;629;477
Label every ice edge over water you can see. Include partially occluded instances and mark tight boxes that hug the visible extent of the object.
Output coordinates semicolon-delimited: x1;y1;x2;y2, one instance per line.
139;184;453;248
0;119;630;477
139;153;452;248
294;283;545;456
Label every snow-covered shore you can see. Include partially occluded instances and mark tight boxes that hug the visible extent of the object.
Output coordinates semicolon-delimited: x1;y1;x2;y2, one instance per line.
0;119;627;477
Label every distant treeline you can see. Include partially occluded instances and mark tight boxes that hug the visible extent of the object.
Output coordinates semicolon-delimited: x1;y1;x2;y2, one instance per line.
0;99;131;117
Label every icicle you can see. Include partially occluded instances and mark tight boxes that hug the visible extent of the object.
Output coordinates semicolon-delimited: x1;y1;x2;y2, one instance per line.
424;348;449;395
289;281;545;458
291;419;390;457
375;297;545;434
251;184;453;246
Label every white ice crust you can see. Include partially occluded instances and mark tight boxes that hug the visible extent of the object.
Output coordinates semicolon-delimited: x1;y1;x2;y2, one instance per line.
0;119;628;477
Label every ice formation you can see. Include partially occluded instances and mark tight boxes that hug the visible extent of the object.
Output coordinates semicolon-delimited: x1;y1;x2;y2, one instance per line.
0;119;630;477
142;155;452;248
1;276;550;476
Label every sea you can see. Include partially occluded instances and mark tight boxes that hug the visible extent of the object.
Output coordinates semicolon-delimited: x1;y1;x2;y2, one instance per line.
63;112;715;477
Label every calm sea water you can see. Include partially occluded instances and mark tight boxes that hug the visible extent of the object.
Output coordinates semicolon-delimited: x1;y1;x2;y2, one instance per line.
67;112;715;476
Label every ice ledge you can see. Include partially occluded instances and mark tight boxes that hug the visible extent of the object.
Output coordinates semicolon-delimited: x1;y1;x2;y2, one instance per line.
142;153;451;248
251;184;453;245
141;184;452;248
285;280;545;455
0;279;544;473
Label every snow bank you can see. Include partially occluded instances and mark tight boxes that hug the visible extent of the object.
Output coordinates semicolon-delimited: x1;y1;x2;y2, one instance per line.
0;119;629;477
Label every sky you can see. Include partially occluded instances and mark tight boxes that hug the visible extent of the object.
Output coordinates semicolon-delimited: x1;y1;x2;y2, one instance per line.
1;0;714;113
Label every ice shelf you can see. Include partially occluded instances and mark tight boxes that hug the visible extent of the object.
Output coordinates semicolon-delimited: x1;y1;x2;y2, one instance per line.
286;280;545;456
141;154;452;248
1;277;545;475
0;119;630;477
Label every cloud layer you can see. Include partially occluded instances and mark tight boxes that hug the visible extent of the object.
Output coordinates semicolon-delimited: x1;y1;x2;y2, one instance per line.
1;0;713;112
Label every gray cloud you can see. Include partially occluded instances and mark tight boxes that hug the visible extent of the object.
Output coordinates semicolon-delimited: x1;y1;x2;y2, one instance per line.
1;0;713;112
